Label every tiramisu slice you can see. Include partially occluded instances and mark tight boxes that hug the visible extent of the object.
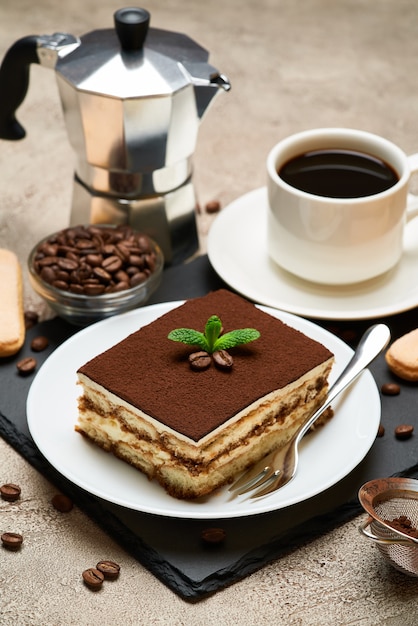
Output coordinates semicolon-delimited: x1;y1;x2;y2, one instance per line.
76;289;334;499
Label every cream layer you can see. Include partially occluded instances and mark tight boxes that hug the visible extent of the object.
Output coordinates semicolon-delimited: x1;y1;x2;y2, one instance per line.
76;357;333;466
76;388;333;499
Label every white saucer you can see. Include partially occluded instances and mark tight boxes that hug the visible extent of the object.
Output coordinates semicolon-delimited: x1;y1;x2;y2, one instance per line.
207;187;418;320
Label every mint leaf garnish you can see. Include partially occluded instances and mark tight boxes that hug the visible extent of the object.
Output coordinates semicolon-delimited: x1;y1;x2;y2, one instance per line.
168;315;260;354
213;328;260;351
167;328;209;351
205;315;222;349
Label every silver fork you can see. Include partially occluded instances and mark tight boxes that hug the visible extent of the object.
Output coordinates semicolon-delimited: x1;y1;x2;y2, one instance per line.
229;323;391;500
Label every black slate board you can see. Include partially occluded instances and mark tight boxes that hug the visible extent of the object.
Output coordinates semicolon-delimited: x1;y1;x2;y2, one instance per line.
1;254;418;601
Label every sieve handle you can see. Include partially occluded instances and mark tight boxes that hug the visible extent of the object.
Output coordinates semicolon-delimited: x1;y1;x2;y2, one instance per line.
359;516;417;545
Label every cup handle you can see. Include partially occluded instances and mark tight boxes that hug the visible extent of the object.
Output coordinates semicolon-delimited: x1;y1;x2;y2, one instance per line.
406;153;418;222
408;152;418;174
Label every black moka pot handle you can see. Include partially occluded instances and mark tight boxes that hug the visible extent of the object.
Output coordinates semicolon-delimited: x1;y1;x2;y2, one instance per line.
0;9;150;140
0;36;40;140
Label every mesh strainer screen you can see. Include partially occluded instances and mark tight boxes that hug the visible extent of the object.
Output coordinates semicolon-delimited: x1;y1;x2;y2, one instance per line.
359;478;418;577
374;496;418;529
372;523;418;576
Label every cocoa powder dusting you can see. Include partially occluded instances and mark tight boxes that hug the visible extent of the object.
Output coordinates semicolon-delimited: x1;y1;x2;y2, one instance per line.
78;290;333;441
384;515;418;538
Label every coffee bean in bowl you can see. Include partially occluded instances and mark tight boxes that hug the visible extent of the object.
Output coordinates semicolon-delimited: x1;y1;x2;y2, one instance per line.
28;225;164;325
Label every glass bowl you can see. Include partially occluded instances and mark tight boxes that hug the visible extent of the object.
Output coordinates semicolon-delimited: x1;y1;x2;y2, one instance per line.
28;225;164;325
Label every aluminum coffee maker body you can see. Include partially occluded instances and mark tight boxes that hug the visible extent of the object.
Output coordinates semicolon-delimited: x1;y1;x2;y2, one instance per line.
0;8;230;263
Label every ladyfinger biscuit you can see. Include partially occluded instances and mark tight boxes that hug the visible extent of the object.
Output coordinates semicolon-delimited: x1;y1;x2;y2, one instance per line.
385;329;418;381
0;249;25;357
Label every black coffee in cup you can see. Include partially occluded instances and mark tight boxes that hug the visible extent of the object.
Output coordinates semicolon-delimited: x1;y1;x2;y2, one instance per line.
278;149;399;198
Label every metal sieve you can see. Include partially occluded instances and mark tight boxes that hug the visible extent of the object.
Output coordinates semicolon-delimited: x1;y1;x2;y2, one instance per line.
358;477;418;577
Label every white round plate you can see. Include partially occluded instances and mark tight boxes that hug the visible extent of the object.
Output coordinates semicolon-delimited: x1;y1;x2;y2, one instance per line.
207;187;418;320
27;301;380;519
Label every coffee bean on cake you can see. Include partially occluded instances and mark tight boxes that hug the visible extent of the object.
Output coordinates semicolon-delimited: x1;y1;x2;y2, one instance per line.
213;349;233;370
189;351;212;371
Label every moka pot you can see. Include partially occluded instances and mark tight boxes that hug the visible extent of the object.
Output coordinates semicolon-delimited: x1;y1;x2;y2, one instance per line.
0;8;231;263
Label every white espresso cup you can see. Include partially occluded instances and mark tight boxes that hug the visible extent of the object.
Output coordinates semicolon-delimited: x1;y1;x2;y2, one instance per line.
267;128;418;285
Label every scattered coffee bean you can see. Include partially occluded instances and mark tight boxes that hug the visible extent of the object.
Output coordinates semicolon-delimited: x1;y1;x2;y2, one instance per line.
381;382;401;396
189;351;212;371
30;336;49;352
1;532;23;551
201;527;226;544
32;225;159;296
96;560;120;580
51;493;73;513
395;424;414;440
16;356;37;375
213;349;233;370
82;567;104;590
205;200;221;214
377;424;385;438
24;310;39;329
0;483;21;502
